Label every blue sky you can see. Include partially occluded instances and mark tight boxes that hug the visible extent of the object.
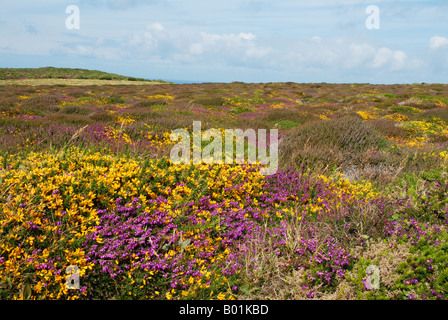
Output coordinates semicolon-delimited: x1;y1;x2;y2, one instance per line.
0;0;447;83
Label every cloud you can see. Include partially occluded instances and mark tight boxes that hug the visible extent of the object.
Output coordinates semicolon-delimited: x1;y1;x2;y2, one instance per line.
24;23;38;35
428;36;448;72
372;47;408;70
52;22;421;76
0;46;15;53
51;36;125;60
80;0;163;10
239;0;272;13
430;36;448;50
124;23;271;66
52;44;124;60
269;36;418;72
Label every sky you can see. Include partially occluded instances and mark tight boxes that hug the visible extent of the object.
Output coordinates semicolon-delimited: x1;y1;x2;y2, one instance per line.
0;0;447;84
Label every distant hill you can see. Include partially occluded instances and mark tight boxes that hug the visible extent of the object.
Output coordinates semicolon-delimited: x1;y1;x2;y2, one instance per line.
0;67;168;83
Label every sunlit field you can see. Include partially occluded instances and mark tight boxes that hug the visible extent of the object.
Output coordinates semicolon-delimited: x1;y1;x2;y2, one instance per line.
1;75;448;300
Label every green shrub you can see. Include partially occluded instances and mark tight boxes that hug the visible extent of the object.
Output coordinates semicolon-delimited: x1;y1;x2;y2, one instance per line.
279;116;390;174
408;179;448;222
262;109;317;125
417;109;448;124
229;105;253;114
61;105;93;115
392;233;448;300
194;96;226;106
89;112;114;122
108;97;125;104
367;118;409;139
47;114;92;126
132;100;166;109
390;105;422;114
275;120;300;129
282;116;387;154
21;95;61;113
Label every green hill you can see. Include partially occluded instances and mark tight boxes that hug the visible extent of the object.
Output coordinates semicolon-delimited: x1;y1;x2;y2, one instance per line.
0;67;166;82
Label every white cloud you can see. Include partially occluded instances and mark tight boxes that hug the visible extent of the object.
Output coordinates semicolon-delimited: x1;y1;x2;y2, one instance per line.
123;25;268;66
149;22;165;32
80;0;163;10
52;43;124;60
24;23;38;35
189;43;203;55
344;43;375;68
281;37;416;72
428;36;448;72
51;23;421;74
430;36;448;50
238;32;256;41
372;47;408;70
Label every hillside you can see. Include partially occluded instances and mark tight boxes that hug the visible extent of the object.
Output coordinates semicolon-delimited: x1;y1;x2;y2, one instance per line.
0;67;167;82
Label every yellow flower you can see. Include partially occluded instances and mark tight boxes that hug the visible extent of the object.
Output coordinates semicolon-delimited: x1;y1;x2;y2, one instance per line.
217;292;226;300
356;110;378;120
383;113;409;122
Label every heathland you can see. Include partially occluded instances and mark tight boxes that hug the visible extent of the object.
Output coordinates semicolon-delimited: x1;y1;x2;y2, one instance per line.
1;69;448;300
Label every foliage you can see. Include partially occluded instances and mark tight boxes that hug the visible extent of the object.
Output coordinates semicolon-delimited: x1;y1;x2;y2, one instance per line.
1;79;448;300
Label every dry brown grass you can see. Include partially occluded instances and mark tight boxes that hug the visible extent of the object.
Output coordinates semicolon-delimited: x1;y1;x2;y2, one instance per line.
236;230;413;300
320;239;412;300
